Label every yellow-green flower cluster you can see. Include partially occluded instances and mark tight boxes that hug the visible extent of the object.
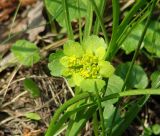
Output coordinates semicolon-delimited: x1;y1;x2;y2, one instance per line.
48;35;115;90
62;54;100;79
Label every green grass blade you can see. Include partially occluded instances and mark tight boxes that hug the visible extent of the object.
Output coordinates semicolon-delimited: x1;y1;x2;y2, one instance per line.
54;104;97;135
9;2;21;38
111;0;120;35
45;92;89;136
95;83;105;136
62;0;74;40
102;89;160;102
106;0;148;60
93;112;99;136
83;0;93;39
66;106;97;136
93;0;107;35
117;1;151;46
90;0;109;44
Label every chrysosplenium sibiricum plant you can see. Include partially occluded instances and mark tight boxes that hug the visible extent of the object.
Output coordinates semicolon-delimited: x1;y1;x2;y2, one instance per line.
48;35;115;92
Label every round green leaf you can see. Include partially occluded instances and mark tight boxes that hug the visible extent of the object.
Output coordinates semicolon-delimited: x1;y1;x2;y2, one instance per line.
121;21;160;57
72;73;84;86
45;0;101;28
95;47;106;60
63;40;84;57
48;50;65;76
144;21;160;57
102;102;120;130
45;0;86;27
82;35;107;54
98;60;115;78
49;50;64;62
105;75;124;103
80;79;105;92
103;103;115;127
121;24;144;54
48;59;65;77
115;62;148;89
60;56;70;67
11;40;40;66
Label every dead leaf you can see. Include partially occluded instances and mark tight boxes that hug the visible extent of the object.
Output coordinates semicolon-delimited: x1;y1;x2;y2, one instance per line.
20;0;37;6
23;127;42;136
27;1;46;41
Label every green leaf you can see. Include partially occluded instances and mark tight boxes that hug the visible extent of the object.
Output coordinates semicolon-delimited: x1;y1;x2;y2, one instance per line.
144;21;160;57
98;60;115;78
121;24;144;54
115;62;148;89
151;71;160;88
80;79;105;92
23;78;40;98
25;112;41;120
105;75;124;103
48;51;65;77
45;0;102;28
11;40;40;66
82;35;107;54
48;59;65;77
72;73;84;86
152;124;160;135
66;77;76;87
102;103;118;130
121;21;160;56
45;0;86;27
63;40;84;57
142;127;152;136
95;47;106;60
49;50;64;62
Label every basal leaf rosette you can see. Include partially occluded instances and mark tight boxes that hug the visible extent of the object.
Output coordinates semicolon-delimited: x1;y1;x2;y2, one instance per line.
48;35;115;92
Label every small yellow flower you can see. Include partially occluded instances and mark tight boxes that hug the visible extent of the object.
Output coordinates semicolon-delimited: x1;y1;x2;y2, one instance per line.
48;35;115;90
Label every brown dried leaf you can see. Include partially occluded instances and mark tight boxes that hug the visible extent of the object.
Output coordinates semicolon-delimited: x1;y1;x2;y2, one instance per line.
23;128;42;136
20;0;37;6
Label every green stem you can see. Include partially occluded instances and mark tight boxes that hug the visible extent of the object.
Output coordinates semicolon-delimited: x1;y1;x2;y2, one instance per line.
90;0;109;44
93;112;99;136
62;0;74;40
102;89;160;102
108;1;157;135
78;0;82;43
95;83;105;136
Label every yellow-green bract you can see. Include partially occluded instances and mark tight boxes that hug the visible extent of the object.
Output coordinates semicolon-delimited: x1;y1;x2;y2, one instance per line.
48;35;115;92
